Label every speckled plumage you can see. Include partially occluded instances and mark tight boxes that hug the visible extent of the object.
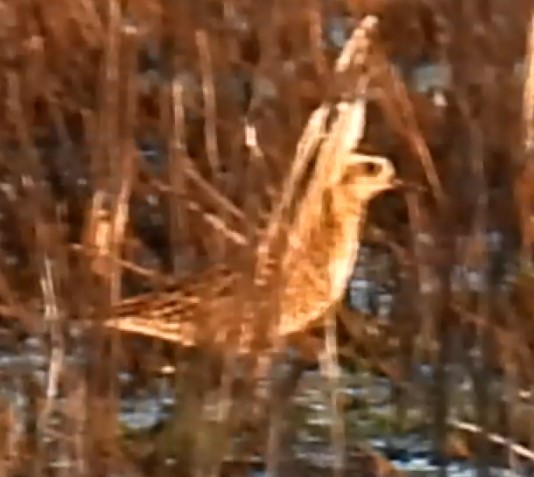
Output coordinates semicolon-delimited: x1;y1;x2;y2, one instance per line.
106;153;395;351
104;17;395;352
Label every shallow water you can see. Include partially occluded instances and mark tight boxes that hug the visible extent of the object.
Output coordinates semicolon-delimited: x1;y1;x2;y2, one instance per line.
0;335;529;477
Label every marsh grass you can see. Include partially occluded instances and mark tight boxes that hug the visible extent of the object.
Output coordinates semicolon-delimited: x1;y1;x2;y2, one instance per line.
0;0;532;476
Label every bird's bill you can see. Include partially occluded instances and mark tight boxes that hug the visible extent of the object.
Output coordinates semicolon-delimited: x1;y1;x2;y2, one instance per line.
392;178;424;192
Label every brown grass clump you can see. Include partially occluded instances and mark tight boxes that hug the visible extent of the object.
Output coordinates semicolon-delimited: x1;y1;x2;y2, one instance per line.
0;1;533;476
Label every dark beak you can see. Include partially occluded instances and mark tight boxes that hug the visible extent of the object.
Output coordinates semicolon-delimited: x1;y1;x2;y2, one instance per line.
392;178;424;192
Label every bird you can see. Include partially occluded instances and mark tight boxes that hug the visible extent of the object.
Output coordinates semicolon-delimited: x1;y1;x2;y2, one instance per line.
104;151;396;352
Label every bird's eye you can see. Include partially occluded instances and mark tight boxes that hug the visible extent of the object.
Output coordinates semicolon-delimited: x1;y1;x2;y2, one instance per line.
360;161;382;176
342;161;382;183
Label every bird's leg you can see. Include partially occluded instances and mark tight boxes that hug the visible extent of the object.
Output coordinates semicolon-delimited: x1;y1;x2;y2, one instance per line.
321;308;346;477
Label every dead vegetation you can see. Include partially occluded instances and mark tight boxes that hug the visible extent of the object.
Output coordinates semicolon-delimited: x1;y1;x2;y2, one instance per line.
0;0;533;476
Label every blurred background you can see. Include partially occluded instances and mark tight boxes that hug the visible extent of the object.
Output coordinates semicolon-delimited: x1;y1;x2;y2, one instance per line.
0;0;532;476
